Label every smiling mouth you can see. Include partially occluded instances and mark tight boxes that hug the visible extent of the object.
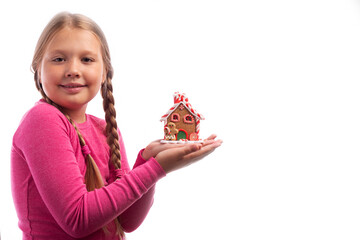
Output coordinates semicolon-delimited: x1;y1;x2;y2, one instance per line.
60;84;86;88
59;84;87;93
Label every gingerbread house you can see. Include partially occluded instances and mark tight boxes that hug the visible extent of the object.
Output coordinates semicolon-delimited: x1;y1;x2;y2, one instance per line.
160;92;205;142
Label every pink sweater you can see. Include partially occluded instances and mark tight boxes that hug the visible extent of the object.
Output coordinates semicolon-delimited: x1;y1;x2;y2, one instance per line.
11;100;166;239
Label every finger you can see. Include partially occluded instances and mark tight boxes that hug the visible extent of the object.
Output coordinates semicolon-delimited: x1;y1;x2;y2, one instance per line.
155;143;202;173
205;134;217;141
179;143;202;156
165;143;201;161
201;134;218;147
159;142;190;151
202;139;216;147
183;140;222;163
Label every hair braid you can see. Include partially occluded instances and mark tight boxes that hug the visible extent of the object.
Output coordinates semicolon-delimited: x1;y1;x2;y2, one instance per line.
40;88;105;191
101;77;121;170
64;116;105;191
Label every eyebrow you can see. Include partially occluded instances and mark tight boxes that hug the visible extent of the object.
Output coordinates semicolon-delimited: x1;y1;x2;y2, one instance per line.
46;49;100;56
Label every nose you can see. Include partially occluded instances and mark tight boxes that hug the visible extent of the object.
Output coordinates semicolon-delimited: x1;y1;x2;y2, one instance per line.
65;60;80;78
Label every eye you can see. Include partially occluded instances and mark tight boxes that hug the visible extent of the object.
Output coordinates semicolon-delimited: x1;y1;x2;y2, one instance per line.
52;57;65;62
82;57;94;63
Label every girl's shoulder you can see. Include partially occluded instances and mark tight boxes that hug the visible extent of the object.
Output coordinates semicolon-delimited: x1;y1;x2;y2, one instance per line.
14;100;72;137
22;100;68;124
12;100;77;150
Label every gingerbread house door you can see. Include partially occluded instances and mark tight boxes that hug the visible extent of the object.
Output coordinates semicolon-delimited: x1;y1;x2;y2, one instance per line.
177;130;187;140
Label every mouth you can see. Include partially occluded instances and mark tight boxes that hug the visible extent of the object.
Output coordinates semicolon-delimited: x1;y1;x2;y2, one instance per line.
60;83;86;88
59;83;87;94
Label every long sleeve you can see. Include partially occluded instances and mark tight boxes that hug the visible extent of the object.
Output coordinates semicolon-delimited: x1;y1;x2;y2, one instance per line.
119;150;158;232
107;133;163;233
11;102;166;239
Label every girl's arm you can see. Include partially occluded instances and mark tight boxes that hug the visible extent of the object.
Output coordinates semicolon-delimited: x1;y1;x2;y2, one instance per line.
117;136;222;231
12;105;165;238
117;150;157;232
108;132;160;232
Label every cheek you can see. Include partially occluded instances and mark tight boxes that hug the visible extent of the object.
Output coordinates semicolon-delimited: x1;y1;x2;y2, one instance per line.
85;71;104;96
87;66;105;84
40;65;61;84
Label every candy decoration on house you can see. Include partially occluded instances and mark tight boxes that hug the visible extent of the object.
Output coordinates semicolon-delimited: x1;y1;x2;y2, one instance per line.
164;122;179;141
161;92;205;143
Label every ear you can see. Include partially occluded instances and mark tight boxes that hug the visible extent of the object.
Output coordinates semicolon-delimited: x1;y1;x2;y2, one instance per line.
37;69;41;84
101;68;107;85
35;70;42;90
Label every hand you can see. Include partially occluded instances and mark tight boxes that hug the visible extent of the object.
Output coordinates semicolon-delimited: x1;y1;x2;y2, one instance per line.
155;135;222;174
142;134;220;160
142;139;187;160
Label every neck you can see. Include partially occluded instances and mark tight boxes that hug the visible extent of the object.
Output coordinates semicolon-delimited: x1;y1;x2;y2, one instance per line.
63;105;88;123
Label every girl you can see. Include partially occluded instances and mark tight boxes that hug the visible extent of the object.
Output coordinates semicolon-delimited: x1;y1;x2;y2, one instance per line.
11;12;222;240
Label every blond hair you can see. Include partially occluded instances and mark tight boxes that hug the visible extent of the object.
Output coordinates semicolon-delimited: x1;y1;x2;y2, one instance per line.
31;12;123;238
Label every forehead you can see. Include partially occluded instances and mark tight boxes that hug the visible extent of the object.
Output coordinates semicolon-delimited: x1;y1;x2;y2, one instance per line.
46;27;102;55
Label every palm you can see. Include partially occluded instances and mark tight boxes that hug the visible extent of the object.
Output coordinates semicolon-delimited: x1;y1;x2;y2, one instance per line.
153;135;222;173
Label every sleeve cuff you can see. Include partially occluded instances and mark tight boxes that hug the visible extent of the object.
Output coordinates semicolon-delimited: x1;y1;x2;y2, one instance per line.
147;158;166;179
131;157;166;189
132;149;166;185
133;149;149;168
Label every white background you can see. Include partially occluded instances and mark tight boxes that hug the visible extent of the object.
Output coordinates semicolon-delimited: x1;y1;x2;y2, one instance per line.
1;0;360;239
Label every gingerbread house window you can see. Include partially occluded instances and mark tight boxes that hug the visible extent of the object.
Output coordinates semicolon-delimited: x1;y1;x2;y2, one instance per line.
184;114;194;124
171;113;180;122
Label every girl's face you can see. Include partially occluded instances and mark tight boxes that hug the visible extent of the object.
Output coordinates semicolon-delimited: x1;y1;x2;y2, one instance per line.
39;27;106;120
